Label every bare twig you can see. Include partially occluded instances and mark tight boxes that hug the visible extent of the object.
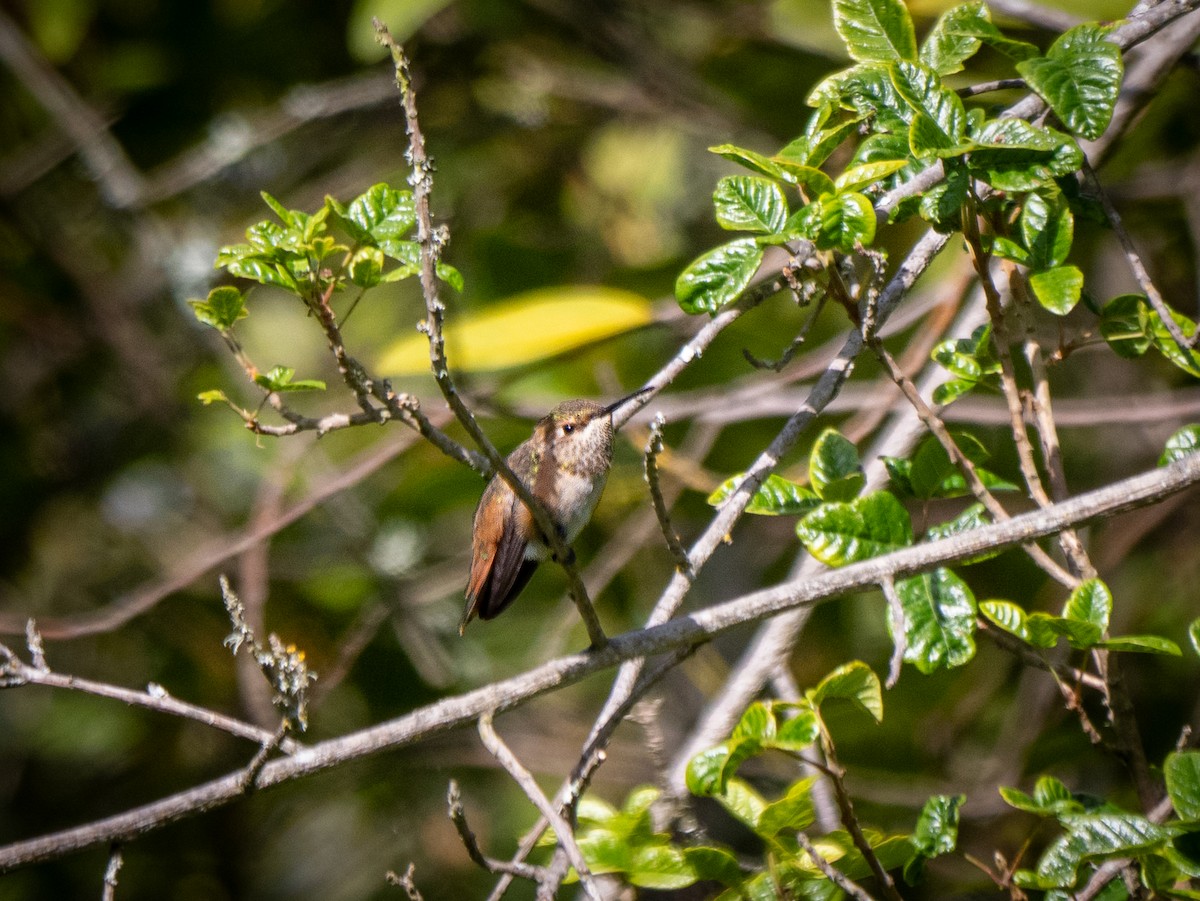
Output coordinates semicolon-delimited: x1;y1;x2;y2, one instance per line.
101;846;123;901
1082;157;1195;351
385;862;427;900
880;576;907;690
869;335;1078;587
447;780;545;882
477;713;602;901
817;732;903;901
644;414;692;574
0;641;302;753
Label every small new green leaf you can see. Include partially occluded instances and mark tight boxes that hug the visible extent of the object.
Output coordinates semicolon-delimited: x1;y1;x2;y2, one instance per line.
833;0;917;63
797;491;912;566
772;705;821;750
1017;25;1124;141
757;778;818;837
809;429;864;501
347;183;416;243
708;473;820;516
254;365;326;394
675;238;764;314
686;740;758;797
795;191;877;252
1191;617;1200;657
770;161;836;198
348;246;385;288
197;389;231;406
1161;425;1200;467
189;286;248;331
1001;775;1083;816
1099;293;1152;358
715;777;768;830
894;568;978;673
905;794;965;883
808;63;912;134
1029;265;1083;315
437;261;465;292
733;701;776;742
1167;751;1200;821
808;660;883;722
713;176;789;234
1062;579;1111;633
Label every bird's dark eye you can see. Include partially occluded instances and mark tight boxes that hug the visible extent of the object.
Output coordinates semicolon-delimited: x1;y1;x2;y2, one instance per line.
562;423;575;435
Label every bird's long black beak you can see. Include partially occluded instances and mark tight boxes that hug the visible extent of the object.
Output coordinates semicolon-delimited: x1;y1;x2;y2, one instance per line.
603;385;654;415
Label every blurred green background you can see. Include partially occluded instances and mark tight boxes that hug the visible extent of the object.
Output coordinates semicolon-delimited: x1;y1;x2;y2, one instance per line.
3;0;1200;898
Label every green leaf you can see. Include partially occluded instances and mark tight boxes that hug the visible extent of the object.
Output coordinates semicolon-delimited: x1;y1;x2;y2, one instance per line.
809;429;865;501
716;777;769;831
981;599;1046;647
833;0;917;63
253;365;326;394
626;844;696;890
686;740;759;797
918;161;969;230
733;701;776;742
1016;25;1124;141
709;143;788;180
708;473;820;516
675;238;764;314
772;705;821;750
925;504;1001;565
1095;635;1181;656
1191;618;1200;657
682;847;744;888
347;246;384;288
1021;191;1074;270
188;286;248;331
346;182;415;243
797;490;913;566
1035;813;1181;888
1099;293;1152;358
906;431;998;500
795;191;876;252
770;161;836;198
833;159;909;193
1032;612;1101;650
894;568;977;673
436;261;464;292
905;794;965;883
808;660;883;722
808;63;911;134
1062;578;1111;633
197;389;231;406
890;61;967;157
1029;265;1083;315
713;175;789;234
1161;425;1200;467
1001;775;1083;816
919;2;988;75
1167;751;1200;821
968;122;1083;192
757;778;817;837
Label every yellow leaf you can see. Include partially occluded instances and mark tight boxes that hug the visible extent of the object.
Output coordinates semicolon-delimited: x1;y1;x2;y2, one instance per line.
378;286;652;375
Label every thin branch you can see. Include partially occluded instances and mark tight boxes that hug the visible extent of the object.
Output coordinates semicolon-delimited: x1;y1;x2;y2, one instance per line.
101;846;122;901
818;731;903;901
4;454;1197;872
1082;156;1195;351
880;576;907;690
798;833;876;901
644;414;692;574
446;780;545;882
0;642;302;753
486;647;694;901
477;713;602;901
869;335;1077;588
385;862;427;900
376;24;611;647
956;78;1025;97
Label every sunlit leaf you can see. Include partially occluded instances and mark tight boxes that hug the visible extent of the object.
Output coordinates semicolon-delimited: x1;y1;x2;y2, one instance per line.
1161;425;1200;467
809;428;864;501
378;286;651;374
1017;25;1123;141
713;176;788;233
708;473;820;516
808;660;883;722
797;491;912;565
833;0;917;63
894;568;977;673
675;238;764;314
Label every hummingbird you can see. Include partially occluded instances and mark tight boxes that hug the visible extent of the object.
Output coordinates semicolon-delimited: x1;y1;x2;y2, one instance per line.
460;390;648;633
